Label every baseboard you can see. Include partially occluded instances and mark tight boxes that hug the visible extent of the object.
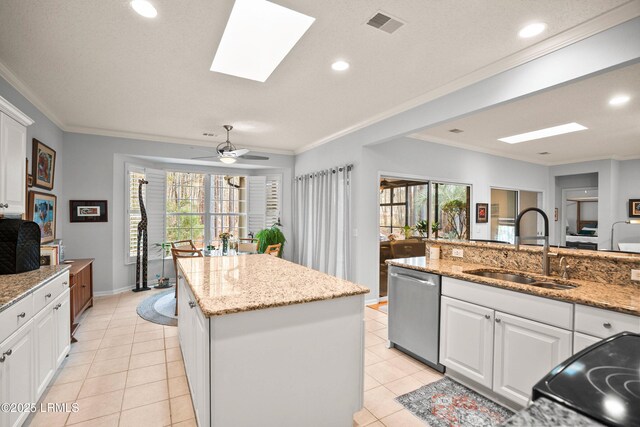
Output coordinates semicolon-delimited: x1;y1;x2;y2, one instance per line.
94;280;176;297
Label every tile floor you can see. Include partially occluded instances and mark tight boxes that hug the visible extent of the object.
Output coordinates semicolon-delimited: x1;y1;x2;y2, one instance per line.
25;291;442;427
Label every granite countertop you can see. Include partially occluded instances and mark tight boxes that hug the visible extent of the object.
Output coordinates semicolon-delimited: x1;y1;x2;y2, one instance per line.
0;265;71;313
178;254;370;317
387;257;639;316
502;397;603;426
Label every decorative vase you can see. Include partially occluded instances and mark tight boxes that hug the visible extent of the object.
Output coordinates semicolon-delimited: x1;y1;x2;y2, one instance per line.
222;238;228;255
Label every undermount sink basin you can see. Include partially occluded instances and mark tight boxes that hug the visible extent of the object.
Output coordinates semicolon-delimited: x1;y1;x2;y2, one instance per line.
466;270;577;290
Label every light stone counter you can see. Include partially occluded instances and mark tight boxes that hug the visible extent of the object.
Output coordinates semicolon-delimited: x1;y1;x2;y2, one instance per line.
0;265;70;313
177;254;369;317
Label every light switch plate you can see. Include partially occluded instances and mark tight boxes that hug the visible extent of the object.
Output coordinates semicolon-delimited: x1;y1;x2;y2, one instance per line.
631;270;640;281
452;248;464;258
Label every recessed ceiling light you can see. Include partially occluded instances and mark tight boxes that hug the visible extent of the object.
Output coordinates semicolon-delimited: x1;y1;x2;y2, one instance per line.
499;122;587;144
331;60;350;71
131;0;157;18
210;0;315;82
518;22;547;38
609;94;631;106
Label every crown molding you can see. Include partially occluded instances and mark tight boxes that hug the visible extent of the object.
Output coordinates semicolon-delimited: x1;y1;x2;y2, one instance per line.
0;94;34;126
295;1;640;155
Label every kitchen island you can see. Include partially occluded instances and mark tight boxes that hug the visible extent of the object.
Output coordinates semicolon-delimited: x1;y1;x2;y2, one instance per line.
176;254;370;427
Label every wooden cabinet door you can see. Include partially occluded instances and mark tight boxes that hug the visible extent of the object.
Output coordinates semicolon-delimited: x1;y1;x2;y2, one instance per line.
493;311;572;407
54;290;71;367
0;324;34;427
0;113;26;215
440;296;494;388
33;305;56;399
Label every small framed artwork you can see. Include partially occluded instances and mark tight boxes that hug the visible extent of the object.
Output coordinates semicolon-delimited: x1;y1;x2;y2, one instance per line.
629;199;640;218
476;203;489;223
32;138;56;190
40;245;59;266
554;208;559;222
70;200;108;222
28;191;56;243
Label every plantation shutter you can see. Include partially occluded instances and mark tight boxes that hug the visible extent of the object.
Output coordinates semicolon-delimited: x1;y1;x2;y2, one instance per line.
247;176;266;235
144;168;166;260
265;174;282;227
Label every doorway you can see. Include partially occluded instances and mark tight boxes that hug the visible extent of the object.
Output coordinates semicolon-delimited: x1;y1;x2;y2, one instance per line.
490;188;543;244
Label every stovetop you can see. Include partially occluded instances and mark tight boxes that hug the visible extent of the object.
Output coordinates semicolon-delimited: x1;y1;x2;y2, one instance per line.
533;332;640;427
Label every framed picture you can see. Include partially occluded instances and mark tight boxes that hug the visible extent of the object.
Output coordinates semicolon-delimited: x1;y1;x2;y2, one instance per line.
554;208;559;222
630;199;640;218
28;191;56;243
476;203;489;223
32;138;56;190
69;200;109;222
40;245;59;266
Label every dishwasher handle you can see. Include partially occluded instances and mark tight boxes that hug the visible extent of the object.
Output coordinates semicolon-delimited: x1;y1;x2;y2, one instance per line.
389;272;437;286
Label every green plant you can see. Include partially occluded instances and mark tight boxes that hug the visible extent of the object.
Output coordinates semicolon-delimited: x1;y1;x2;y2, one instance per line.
414;220;429;237
431;221;440;237
441;199;468;239
255;225;286;257
402;225;412;239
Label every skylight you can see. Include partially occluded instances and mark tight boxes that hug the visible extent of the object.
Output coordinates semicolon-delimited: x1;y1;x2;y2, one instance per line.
498;123;587;144
210;0;315;82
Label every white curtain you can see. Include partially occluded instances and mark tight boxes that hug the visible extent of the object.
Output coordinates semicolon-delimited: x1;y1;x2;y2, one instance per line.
294;165;352;279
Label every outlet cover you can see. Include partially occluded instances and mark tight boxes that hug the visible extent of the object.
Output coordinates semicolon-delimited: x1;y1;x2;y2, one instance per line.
452;248;464;258
632;270;640;281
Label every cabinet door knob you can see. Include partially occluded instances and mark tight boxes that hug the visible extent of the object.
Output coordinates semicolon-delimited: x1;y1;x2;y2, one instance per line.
188;301;196;309
54;303;61;310
17;312;26;319
603;322;612;329
1;203;8;208
495;318;501;323
45;293;52;298
484;314;491;319
62;281;68;285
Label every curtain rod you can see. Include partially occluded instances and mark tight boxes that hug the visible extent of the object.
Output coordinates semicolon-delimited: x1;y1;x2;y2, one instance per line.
295;164;353;180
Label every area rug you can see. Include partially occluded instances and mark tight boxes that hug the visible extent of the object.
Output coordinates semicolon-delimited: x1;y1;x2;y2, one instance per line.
396;377;514;427
136;289;177;326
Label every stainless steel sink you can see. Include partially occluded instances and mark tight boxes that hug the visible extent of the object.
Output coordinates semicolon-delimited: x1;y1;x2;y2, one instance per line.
466;270;577;290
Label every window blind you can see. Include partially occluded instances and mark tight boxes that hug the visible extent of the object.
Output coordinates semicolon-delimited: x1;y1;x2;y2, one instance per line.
247;176;266;234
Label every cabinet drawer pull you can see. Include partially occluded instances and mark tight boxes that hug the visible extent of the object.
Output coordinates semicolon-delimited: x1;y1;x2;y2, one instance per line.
0;349;11;362
62;281;68;285
17;312;26;319
603;322;612;329
45;293;52;298
4;349;12;356
188;301;196;309
81;285;86;288
495;318;501;323
484;314;491;319
54;303;62;310
1;203;8;208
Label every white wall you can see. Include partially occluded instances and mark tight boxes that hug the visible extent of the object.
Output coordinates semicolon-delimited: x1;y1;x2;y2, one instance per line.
614;159;640;248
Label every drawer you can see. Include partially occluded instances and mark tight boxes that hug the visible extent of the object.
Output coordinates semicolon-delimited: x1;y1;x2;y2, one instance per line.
33;271;70;314
574;304;640;339
0;293;34;343
442;277;574;329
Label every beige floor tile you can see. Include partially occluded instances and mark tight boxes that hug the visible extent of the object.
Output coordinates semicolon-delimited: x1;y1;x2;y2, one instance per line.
365;361;408;385
122;380;169;411
164;336;179;349
66;389;124;425
364;373;381;392
170;395;195;424
77;320;110;332
363;422;384;427
367;343;403;361
386;356;423;376
27;407;69;427
167;360;186;378
365;319;386;332
365;332;386;348
65;412;120;426
411;368;444;385
164;327;177;337
78;371;127;399
131;338;165;355
135;323;164;333
86;308;116;316
107;318;135;329
99;334;134;349
69;339;102;354
52;364;90;385
364;386;404;419
103;325;136;337
365;349;384;367
384;376;424;396
172;419;197;427
110;312;138;321
119;400;171;427
353;407;377;426
87;356;130;378
126;364;168;388
377;316;388;325
371;327;388;340
93;344;132;362
42;380;83;403
168;376;189;398
133;330;164;343
64;350;97;367
83;314;113;323
165;347;182;362
129;349;166;370
379;409;426;427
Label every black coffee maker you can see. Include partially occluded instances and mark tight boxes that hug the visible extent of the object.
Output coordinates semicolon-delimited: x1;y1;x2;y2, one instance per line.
0;219;41;275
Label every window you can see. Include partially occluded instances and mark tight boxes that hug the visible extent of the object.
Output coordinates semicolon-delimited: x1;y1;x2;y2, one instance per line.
166;172;206;248
210;175;247;240
431;182;471;240
127;167;146;260
379;181;428;236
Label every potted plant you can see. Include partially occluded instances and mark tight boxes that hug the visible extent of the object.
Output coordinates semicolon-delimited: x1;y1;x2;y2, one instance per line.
153;242;172;288
431;221;440;239
255;225;286;257
402;225;413;239
219;232;232;255
415;220;429;237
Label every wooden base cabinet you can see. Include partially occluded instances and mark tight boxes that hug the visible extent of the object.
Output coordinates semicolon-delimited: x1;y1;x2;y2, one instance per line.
68;259;94;339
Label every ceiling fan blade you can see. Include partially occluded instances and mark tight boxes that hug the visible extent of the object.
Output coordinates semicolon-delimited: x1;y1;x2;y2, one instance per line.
239;154;270;160
227;148;249;157
191;155;220;160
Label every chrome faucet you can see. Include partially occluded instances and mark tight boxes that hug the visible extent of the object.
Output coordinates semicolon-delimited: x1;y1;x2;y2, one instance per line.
515;207;551;276
559;257;569;279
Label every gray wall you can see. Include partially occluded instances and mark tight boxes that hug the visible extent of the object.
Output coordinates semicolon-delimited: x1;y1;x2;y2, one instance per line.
615;159;640;247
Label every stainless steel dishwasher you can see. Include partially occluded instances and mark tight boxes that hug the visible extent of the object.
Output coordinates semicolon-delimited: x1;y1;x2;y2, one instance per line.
388;265;445;372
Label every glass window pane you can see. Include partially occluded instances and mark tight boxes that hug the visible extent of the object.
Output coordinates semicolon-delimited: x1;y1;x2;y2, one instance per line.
392;206;406;227
431;182;470;240
380;206;391;226
392;187;406;203
380;188;391;204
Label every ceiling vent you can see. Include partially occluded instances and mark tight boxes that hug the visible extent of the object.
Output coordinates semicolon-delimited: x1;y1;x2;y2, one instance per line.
538;152;551;155
448;128;464;134
366;12;404;34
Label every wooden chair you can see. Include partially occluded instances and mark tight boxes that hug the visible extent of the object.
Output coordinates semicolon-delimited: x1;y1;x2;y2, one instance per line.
264;243;281;257
171;239;198;250
238;238;259;253
171;247;203;316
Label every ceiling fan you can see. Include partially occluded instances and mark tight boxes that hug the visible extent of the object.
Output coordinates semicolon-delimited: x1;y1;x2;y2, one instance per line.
192;125;269;164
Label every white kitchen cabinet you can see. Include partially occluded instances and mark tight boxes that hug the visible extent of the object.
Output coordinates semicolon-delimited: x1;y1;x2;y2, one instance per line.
574;304;640;339
493;311;572;407
33;302;56;399
0;110;29;216
0;321;34;427
440;296;494;388
177;277;210;427
573;332;601;353
54;290;71;367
